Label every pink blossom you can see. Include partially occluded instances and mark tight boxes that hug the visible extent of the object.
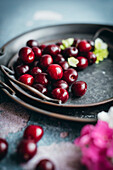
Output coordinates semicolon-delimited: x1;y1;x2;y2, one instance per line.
74;120;113;170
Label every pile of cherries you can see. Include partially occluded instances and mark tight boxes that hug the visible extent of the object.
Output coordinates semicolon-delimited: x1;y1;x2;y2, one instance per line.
0;125;55;170
14;39;96;103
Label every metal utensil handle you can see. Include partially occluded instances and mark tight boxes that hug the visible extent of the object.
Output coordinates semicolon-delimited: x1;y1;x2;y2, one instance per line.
93;27;113;40
0;65;61;104
0;80;15;95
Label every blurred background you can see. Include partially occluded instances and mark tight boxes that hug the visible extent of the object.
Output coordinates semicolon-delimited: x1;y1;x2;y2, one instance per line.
0;0;113;46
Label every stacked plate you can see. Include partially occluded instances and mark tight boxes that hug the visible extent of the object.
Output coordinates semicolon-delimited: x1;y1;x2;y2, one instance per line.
0;24;113;122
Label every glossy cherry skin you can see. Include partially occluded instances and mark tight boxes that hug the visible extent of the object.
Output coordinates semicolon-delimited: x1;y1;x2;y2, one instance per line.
72;38;81;47
59;61;69;71
86;52;97;64
17;139;37;162
26;39;38;48
19;47;35;64
33;84;48;95
54;54;65;63
30;67;42;76
34;73;48;86
47;64;63;80
52;88;69;103
43;44;61;57
88;40;95;51
39;44;47;51
36;159;55;170
0;138;8;160
32;47;42;60
40;54;53;68
62;47;78;58
15;65;29;76
77;56;88;70
24;125;44;142
63;68;78;85
78;40;91;53
53;80;69;91
71;81;87;97
18;74;34;86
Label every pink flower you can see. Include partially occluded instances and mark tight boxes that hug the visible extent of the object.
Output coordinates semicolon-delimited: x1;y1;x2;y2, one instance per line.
74;120;113;170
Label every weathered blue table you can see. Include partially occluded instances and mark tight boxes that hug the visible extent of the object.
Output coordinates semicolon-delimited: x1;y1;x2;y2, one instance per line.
0;0;113;169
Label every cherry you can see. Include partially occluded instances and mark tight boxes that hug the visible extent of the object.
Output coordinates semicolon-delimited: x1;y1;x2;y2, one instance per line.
87;40;95;51
62;47;78;58
36;159;55;170
59;61;69;71
63;68;78;85
77;56;88;70
30;67;42;76
72;38;81;47
32;47;42;60
43;44;61;57
54;54;65;63
17;139;37;162
26;39;38;48
40;54;53;68
34;73;48;86
52;88;69;103
19;47;35;64
71;81;87;97
38;44;46;51
53;80;69;91
47;64;63;80
15;65;29;76
18;74;34;86
24;125;44;142
78;40;91;53
33;84;48;95
0;138;8;160
56;42;62;46
86;52;97;64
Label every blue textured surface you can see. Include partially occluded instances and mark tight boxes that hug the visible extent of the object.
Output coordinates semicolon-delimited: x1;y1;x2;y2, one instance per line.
0;0;113;169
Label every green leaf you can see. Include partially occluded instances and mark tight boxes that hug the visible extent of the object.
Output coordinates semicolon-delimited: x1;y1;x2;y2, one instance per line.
60;38;74;50
68;57;79;67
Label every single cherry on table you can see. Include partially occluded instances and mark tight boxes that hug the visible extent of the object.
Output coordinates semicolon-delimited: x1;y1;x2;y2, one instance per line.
63;68;78;85
71;81;87;97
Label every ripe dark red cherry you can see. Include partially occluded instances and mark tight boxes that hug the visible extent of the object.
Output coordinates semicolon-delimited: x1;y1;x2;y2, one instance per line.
17;139;37;162
47;64;63;80
15;65;29;76
39;44;46;51
36;159;55;170
52;88;69;103
24;125;44;142
30;67;42;76
54;54;65;63
34;73;48;86
71;81;87;97
40;54;53;68
43;44;61;57
0;138;8;160
63;68;78;85
72;38;81;47
33;84;48;95
86;52;97;64
87;40;95;51
32;47;42;60
18;74;34;86
63;47;78;58
19;47;35;64
26;40;38;48
78;40;91;53
53;80;69;91
77;56;88;70
59;61;69;71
